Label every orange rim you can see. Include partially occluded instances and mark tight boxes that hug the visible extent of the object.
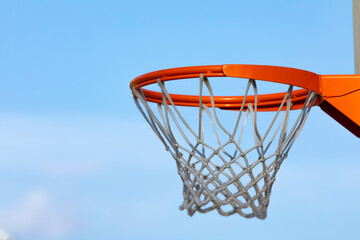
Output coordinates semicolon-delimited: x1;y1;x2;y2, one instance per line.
130;64;324;111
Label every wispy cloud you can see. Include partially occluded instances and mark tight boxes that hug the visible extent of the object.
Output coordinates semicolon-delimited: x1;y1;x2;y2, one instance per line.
0;190;79;239
0;229;15;240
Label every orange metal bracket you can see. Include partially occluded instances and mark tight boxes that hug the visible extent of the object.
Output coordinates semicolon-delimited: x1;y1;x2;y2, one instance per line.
319;75;360;138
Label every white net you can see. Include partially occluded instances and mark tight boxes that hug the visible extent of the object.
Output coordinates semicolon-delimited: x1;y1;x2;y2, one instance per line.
132;74;318;219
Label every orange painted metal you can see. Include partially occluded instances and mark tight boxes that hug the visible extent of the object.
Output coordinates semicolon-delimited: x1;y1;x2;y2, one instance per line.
130;65;225;90
141;89;312;111
319;75;360;137
130;65;322;111
130;64;360;137
223;65;321;93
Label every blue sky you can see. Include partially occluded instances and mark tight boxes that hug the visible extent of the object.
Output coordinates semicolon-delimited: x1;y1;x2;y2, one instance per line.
0;0;359;239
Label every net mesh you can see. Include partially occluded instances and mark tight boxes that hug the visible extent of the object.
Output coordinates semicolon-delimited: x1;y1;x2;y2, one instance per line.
132;74;318;219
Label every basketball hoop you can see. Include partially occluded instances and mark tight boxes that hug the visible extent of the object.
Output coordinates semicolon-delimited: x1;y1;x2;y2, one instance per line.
130;64;360;218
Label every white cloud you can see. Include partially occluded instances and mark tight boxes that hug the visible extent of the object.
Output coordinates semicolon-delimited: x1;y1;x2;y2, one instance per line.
0;190;79;239
0;229;15;240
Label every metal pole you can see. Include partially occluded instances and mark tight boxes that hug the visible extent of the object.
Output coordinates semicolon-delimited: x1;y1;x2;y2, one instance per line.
354;0;360;74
